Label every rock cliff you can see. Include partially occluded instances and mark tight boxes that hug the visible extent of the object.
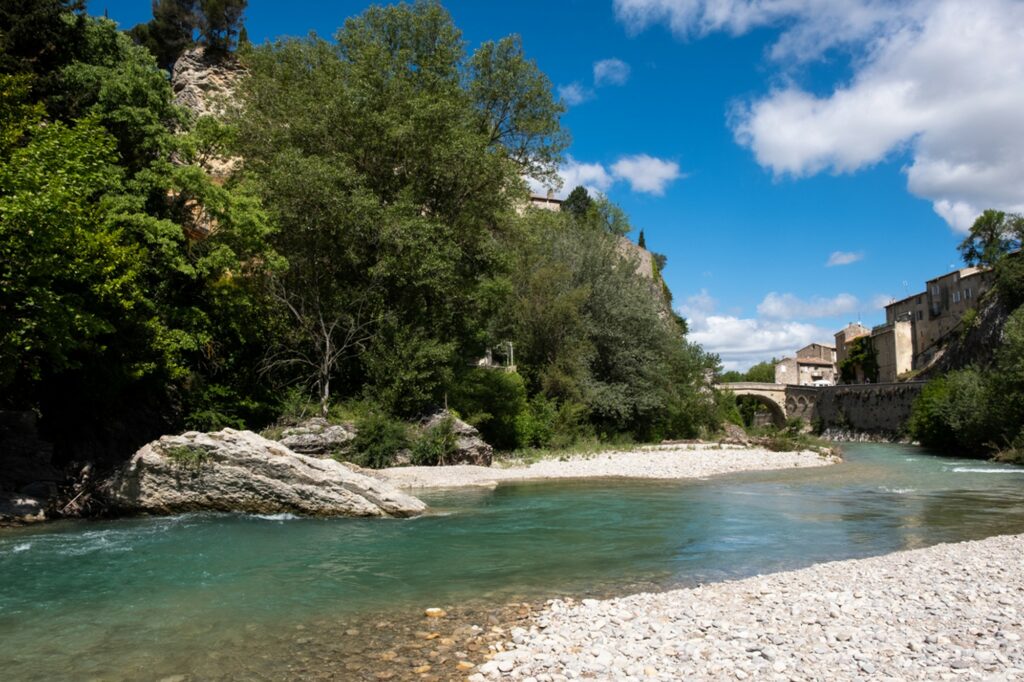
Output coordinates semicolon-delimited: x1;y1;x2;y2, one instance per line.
104;429;426;518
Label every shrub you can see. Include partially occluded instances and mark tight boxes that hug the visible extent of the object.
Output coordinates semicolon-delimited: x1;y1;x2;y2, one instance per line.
450;369;529;450
348;412;410;468
908;370;993;453
410;415;458;466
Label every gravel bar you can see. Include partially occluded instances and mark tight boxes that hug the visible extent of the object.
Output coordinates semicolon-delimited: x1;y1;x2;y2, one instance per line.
379;445;836;489
471;533;1024;681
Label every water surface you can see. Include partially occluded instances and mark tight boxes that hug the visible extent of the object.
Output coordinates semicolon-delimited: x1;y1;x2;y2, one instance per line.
2;443;1024;679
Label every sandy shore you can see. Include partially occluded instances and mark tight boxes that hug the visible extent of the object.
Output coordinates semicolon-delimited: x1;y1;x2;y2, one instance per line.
377;444;836;489
473;533;1024;681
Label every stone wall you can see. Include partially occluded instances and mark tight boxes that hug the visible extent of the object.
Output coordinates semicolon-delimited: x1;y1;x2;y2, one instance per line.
814;382;925;435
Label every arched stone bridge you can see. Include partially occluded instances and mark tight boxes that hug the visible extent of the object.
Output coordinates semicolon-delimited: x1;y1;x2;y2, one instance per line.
714;382;820;427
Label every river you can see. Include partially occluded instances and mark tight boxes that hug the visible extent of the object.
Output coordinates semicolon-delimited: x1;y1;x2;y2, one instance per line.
2;443;1024;680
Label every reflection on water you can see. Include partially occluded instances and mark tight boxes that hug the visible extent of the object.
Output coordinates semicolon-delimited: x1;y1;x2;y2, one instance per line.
2;443;1024;680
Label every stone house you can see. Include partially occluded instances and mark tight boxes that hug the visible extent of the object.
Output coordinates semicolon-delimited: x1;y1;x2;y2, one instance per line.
774;343;838;386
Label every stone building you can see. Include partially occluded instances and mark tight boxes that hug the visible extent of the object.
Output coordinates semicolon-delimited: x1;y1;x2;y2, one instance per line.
834;323;871;367
774;343;838;386
881;265;991;368
835;265;992;384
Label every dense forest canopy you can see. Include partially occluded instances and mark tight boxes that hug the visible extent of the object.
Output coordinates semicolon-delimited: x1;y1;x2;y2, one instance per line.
0;0;728;467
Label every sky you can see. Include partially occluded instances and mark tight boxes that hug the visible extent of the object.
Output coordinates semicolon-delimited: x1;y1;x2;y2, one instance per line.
88;0;1024;370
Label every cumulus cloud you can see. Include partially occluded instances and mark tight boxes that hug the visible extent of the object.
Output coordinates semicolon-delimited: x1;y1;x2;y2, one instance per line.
610;154;683;195
757;292;860;320
678;289;832;371
534;154;682;198
557;82;594;107
594;58;631;86
826;250;864;267
616;0;1024;232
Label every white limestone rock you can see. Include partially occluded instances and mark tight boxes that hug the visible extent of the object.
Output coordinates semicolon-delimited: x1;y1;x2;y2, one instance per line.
104;429;426;518
278;418;356;457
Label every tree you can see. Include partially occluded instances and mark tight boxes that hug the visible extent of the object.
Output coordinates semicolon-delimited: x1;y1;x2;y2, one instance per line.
562;185;592;220
959;210;1024;308
637;229;646;249
129;0;197;72
197;0;246;54
958;210;1023;268
467;33;568;184
234;1;565;416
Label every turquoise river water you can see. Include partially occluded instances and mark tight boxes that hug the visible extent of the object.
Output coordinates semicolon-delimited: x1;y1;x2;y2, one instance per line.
3;443;1024;680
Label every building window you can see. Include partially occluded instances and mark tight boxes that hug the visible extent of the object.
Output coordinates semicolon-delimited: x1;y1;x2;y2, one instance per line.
953;291;961;303
917;310;923;321
965;287;972;299
916;295;922;304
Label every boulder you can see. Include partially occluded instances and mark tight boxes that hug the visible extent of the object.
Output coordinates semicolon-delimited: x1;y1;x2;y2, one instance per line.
719;422;751;446
277;418;356;457
0;492;46;525
422;411;493;466
103;429;426;518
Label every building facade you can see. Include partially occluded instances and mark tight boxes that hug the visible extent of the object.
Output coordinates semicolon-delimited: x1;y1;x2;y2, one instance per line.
775;343;838;386
835;265;992;384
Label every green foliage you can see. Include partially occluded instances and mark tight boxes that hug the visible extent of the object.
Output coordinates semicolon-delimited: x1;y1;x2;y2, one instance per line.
718;359;776;383
163;444;210;467
129;0;248;69
349;412;410;469
959;210;1024;308
562;186;593;220
637;229;646;249
410;415;458;465
450;369;528;450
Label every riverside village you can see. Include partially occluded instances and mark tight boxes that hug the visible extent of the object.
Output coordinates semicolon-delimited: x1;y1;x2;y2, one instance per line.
3;1;1024;680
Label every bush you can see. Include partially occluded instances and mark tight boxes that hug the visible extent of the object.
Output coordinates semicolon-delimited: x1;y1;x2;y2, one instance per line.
908;369;992;453
450;369;529;450
348;412;410;468
515;395;591;449
410;415;458;466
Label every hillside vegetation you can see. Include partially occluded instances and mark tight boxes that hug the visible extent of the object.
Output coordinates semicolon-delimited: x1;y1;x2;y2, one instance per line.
0;1;729;468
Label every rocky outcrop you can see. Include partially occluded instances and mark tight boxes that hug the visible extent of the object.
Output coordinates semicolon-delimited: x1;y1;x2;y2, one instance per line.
278;418;356;457
172;47;244;120
103;429;426;518
422;411;493;466
170;47;244;181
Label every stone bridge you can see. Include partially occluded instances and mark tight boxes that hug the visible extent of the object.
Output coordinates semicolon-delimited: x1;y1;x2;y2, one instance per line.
715;381;927;434
714;382;819;427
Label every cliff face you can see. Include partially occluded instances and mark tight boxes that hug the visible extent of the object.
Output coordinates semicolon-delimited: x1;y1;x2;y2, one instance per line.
171;47;244;181
918;292;1012;378
172;47;244;120
616;236;673;315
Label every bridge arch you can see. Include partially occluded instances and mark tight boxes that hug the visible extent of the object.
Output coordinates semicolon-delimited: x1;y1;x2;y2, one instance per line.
737;393;786;428
717;382;790;428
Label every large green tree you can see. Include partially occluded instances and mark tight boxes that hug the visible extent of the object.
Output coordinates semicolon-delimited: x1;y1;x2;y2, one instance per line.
233;0;565;417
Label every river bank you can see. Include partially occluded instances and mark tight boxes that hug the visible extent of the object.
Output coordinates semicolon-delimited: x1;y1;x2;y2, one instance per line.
480;532;1024;680
377;444;838;489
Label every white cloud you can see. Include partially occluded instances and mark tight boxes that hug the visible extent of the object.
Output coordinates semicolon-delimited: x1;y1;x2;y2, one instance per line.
617;0;1024;232
872;293;896;309
678;289;832;371
757;292;860;320
534;154;683;198
594;58;631;86
610;154;683;195
826;250;864;267
557;82;593;107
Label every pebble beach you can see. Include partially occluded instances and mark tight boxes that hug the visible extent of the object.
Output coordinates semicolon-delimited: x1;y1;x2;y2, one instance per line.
470;533;1024;681
379;444;837;489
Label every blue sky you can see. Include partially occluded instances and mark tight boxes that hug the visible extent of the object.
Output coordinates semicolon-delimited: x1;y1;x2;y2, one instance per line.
89;1;1024;369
